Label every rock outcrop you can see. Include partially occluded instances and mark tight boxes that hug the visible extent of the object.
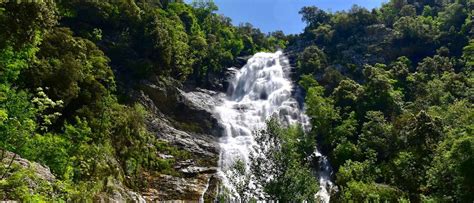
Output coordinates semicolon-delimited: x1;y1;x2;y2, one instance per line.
141;78;224;137
1;151;145;202
135;77;224;201
96;178;147;203
1;151;56;185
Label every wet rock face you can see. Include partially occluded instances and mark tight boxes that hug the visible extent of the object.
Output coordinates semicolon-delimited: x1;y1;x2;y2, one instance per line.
96;178;147;203
136;77;223;201
142;106;220;201
142;173;211;201
138;169;221;202
141;78;225;138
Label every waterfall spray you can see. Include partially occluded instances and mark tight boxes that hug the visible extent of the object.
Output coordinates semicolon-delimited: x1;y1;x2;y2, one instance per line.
215;51;333;201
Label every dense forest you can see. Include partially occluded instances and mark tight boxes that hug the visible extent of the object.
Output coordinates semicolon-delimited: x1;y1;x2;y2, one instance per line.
282;0;473;201
221;0;473;202
0;0;473;202
0;0;280;201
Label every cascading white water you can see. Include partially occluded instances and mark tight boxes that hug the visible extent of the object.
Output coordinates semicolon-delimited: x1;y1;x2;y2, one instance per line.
215;51;333;201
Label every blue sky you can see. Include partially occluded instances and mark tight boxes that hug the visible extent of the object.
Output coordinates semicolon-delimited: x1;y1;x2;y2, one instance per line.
185;0;388;34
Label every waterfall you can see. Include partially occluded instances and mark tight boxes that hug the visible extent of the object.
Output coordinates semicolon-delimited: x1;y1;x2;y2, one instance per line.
215;51;333;201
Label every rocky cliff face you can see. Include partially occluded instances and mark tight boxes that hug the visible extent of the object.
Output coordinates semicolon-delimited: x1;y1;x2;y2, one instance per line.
1;151;56;187
134;77;225;201
0;151;146;202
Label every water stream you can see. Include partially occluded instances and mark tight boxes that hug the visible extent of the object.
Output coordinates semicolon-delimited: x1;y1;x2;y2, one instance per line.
215;51;333;201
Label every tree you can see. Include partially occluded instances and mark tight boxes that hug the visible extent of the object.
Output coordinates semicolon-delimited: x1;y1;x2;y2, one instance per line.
417;55;454;77
392;16;439;60
145;10;192;80
336;160;376;186
332;79;364;114
437;3;468;32
297;45;328;75
249;119;319;202
299;6;330;30
305;82;339;138
0;89;36;158
191;0;218;14
427;135;474;201
358;111;395;161
462;39;474;68
379;0;407;26
339;181;406;202
293;0;474;201
331;140;360;169
404;111;443;156
0;1;58;48
388;151;423;195
400;5;416;17
362;64;403;117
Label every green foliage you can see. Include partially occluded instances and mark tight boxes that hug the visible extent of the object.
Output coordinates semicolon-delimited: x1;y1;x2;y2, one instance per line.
337;160;376;185
0;163;54;201
0;43;39;84
298;74;319;91
23;27;114;113
394;16;439;42
23;132;70;179
358;111;395;160
0;88;36;155
299;6;330;30
297;45;328;75
294;0;474;201
331;79;364;114
0;1;207;200
31;88;63;131
388;151;422;194
424;100;474;201
437;3;468;31
339;181;405;202
249;119;319;201
417;55;454;77
362;64;403;116
463;39;474;67
265;162;318;202
305;81;339;138
57;0;279;87
0;1;58;48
